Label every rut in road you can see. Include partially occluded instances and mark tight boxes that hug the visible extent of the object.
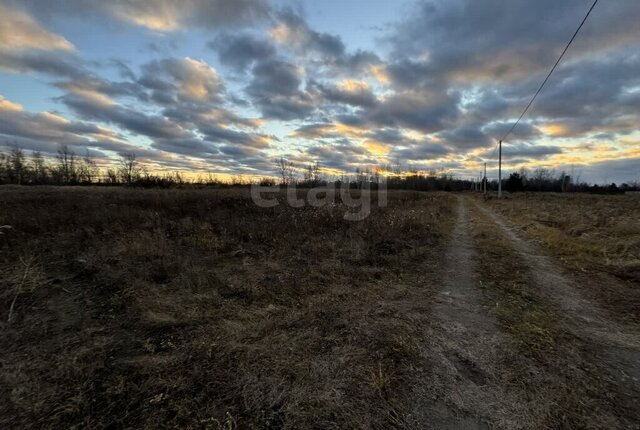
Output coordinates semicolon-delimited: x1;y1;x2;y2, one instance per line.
413;198;527;429
475;202;640;392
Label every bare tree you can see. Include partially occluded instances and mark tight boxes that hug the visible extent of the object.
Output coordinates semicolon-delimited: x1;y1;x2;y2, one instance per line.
392;158;402;175
0;151;7;183
531;167;556;191
56;145;77;184
276;157;294;185
118;152;141;185
303;161;320;185
8;146;26;185
79;150;99;184
106;168;118;184
31;151;47;184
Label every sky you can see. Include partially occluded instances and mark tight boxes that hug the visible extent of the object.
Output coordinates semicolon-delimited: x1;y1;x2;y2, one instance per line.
0;0;639;184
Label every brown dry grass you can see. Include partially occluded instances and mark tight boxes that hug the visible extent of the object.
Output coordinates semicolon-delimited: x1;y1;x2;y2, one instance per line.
467;202;639;429
0;187;454;428
480;193;640;323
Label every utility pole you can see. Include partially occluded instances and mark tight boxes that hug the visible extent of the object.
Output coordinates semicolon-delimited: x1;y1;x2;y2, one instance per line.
498;140;503;198
483;162;487;194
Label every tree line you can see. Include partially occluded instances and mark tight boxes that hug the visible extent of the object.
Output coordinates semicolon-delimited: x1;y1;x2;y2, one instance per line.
503;168;638;194
272;156;477;191
0;145;190;187
1;146;637;193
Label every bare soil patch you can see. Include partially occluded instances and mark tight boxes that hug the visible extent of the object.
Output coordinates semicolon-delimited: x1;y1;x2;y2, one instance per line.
413;198;513;429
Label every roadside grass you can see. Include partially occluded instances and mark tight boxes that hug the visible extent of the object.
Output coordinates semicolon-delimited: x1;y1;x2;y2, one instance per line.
481;193;640;324
0;187;453;428
467;201;637;429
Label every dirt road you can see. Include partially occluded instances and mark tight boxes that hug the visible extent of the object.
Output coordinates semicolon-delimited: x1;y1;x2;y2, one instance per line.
421;196;640;429
415;198;531;429
476;202;640;385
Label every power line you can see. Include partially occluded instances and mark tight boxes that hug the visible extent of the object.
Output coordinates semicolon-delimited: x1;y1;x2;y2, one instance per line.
490;139;500;159
500;0;599;142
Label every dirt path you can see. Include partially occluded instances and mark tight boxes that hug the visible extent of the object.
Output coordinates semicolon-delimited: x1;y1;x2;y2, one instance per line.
474;201;640;393
416;197;640;428
414;198;526;429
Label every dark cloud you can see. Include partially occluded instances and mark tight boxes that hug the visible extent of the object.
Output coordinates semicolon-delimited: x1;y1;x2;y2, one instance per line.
206;11;382;121
592;132;615;141
57;85;271;164
502;142;563;158
151;136;269;170
199;125;270;148
277;9;346;59
365;90;460;132
0;50;82;78
376;0;640;149
388;0;640;84
209;33;276;73
292;123;340;139
43;53;275;163
139;57;225;104
456;49;640;141
389;140;451;161
366;129;404;144
9;0;271;31
218;144;263;159
246;59;316;120
269;8;381;78
335;50;381;72
60;92;188;139
161;105;261;130
248;59;300;96
0;96;153;157
150;138;220;158
56;75;147;100
311;80;378;108
437;125;491;150
255;94;316;121
526;48;640;121
2;0;639;181
483;122;541;142
335;114;367;127
303;139;377;171
386;59;433;89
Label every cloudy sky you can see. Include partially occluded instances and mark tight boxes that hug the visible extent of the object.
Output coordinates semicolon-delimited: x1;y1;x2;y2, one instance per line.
0;0;639;183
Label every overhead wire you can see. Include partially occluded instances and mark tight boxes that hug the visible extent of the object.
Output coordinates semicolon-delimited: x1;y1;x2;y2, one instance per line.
499;0;600;143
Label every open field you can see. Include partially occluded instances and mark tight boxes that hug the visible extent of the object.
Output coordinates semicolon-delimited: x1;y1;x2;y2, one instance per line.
0;187;455;428
1;187;639;429
481;193;640;324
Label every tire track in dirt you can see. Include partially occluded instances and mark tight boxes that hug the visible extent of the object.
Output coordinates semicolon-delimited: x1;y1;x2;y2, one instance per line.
475;201;640;394
414;198;526;429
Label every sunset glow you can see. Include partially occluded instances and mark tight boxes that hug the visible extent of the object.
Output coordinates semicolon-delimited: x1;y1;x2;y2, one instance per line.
0;0;639;183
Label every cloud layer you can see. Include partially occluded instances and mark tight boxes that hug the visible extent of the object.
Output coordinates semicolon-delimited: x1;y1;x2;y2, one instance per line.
0;0;639;182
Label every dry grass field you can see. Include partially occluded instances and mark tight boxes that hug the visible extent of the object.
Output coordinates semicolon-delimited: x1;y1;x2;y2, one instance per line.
1;187;639;429
0;187;454;428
